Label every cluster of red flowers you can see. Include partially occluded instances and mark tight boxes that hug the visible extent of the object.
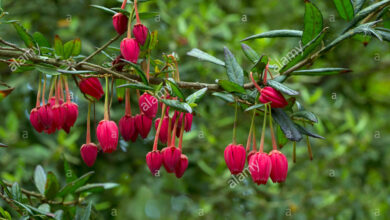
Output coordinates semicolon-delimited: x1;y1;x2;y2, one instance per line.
30;76;78;134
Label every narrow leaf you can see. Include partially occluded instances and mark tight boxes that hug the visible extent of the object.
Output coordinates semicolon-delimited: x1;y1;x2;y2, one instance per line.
33;32;51;54
241;43;260;64
212;92;235;103
117;83;154;91
267;80;299;96
166;78;185;100
186;88;207;104
277;125;289;148
245;103;264;112
63;40;75;59
81;202;92;220
224;47;244;86
272;108;302;141
54;35;64;58
34;165;46;195
291;110;318;123
217;79;246;94
160;99;192;113
75;183;119;193
72;38;81;56
291;68;351;76
120;59;149;85
241;30;303;41
44;172;60;200
12;23;34;48
57;69;95;74
90;4;117;14
187;48;225;66
11;183;22;202
64;160;77;183
295;123;325;139
57;171;94;197
302;1;324;45
333;0;355;21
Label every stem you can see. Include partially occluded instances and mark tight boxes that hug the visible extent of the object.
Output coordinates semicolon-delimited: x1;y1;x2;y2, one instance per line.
170;114;180;147
125;88;132;116
153;104;167;151
306;136;313;160
263;63;268;85
55;76;60;105
250;72;263;92
48;76;55;99
178;116;185;150
232;101;238;145
63;75;71;102
59;76;64;100
146;55;150;82
136;89;141;112
259;104;268;153
268;104;277;150
127;1;134;38
86;102;91;144
246;110;256;151
293;141;296;163
252;121;257;151
109;76;114;116
104;76;109;120
167;116;172;146
121;0;127;9
134;0;141;24
35;74;42;107
41;75;47;105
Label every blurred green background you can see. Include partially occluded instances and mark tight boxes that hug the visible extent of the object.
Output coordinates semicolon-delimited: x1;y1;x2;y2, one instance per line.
1;0;390;219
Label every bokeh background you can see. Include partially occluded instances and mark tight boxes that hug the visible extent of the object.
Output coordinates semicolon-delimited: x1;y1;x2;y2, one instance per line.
1;0;390;219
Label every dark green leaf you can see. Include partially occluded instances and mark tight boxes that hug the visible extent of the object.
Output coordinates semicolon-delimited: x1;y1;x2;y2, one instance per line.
12;23;34;48
217;79;246;94
57;69;94;74
11;183;22;202
64;159;77;183
33;32;51;54
166;78;185;100
302;1;324;45
0;179;12;198
54;35;64;58
267;80;299;96
223;47;244;86
291;68;351;76
139;12;159;19
353;0;366;13
35;64;59;76
81;202;92;220
44;172;60;200
57;171;94;197
186;88;208;104
187;48;225;66
13;201;55;218
292;110;318;123
244;103;264;112
117;83;154;91
251;55;268;74
75;183;119;193
295;123;325;139
63;40;75;59
212;92;234;103
72;38;81;56
241;43;260;63
272;108;302;141
90;4;117;14
241;30;302;41
161;99;192;113
120;59;149;85
34;165;46;195
333;0;355;21
277;125;289;148
0;206;12;220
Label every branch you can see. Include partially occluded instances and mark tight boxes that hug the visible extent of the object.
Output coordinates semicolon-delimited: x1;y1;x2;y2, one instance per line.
77;34;122;65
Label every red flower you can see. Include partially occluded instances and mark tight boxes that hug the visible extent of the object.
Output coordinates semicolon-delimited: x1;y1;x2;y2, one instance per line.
161;146;181;173
175;154;189;178
259;87;288;108
119;115;138;142
154;117;169;143
146;150;163;176
224;144;246;175
269;150;288;183
61;102;78;133
248;152;272;185
80;143;98;167
37;104;53;130
51;104;66;130
30;107;44;132
133;24;148;45
96;120;119;153
135;114;152;139
139;93;158;118
112;13;128;35
79;77;104;100
120;38;140;64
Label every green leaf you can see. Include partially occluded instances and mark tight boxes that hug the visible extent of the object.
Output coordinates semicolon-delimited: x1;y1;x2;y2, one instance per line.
291;68;351;76
217;79;246;94
277;125;289;148
75;183;119;193
212;92;234;103
292;110;318;123
187;48;225;66
57;69;95;74
376;29;390;42
90;4;117;14
251;55;268;74
0;179;12;198
302;1;323;45
117;83;154;91
11;183;22;202
245;103;264;112
120;59;149;85
295;123;325;139
63;40;75;59
166;78;185;100
333;0;355;21
0;206;12;220
160;99;192;113
241;43;260;64
54;35;64;58
38;204;50;213
72;38;81;56
139;12;159;19
241;30;303;41
35;64;59;76
223;47;244;86
13;200;55;218
148;31;158;50
64;159;77;183
81;202;92;220
353;0;366;13
54;210;64;220
34;165;47;195
33;32;51;54
267;80;299;96
44;172;60;200
186;88;207;104
272;108;302;142
57;171;94;197
12;23;34;48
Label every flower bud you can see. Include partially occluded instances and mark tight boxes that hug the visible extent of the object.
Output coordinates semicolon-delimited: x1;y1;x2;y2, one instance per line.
119;115;138;142
139;93;158;118
161;146;181;173
154;117;169;143
146;150;163;176
96;120;119;153
30;107;44;132
112;13;128;35
248;152;272;185
224;144;246;175
133;24;148;45
38;104;54;130
120;38;140;64
62;102;78;133
135;114;152;139
259;87;288;108
269;150;288;183
175;154;189;178
79;77;104;100
80;143;98;167
51;104;66;130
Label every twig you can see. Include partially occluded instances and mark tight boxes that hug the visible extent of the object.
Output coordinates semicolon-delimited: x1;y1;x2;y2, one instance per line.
0;38;26;52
